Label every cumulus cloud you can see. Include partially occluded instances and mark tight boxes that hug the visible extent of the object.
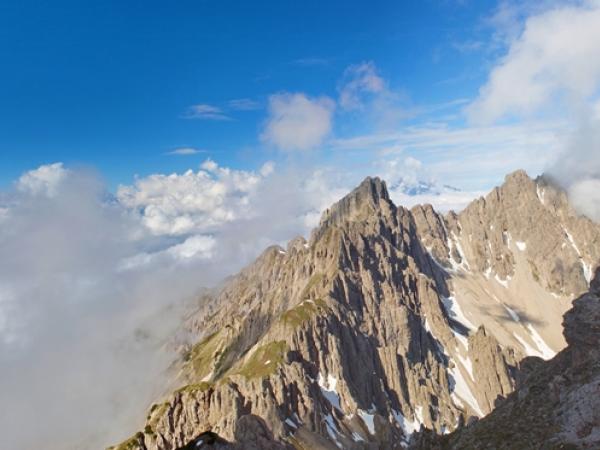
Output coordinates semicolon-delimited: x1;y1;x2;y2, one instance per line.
468;1;600;123
117;159;275;236
16;162;68;196
261;92;335;151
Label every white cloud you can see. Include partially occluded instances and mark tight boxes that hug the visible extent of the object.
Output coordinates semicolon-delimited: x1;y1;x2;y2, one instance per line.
183;103;231;120
468;1;600;123
167;235;216;260
166;147;205;156
261;92;335;151
117;159;274;236
16;162;68;197
469;1;600;221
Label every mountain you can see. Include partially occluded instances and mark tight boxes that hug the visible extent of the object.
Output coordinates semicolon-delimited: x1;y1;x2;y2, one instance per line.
110;170;600;450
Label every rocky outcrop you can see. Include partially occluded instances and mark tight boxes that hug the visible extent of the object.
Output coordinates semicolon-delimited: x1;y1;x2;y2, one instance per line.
419;268;600;449
110;171;600;450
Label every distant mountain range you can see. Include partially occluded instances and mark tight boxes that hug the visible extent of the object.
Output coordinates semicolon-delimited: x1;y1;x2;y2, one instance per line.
387;179;461;197
110;170;600;450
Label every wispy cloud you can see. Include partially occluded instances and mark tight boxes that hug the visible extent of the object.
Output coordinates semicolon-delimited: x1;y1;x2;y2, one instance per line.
165;147;206;156
331;119;567;190
228;98;261;111
182;104;231;120
338;61;386;111
291;57;330;67
337;61;410;129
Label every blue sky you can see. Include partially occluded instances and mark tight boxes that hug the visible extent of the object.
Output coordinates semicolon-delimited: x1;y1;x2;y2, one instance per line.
0;0;504;188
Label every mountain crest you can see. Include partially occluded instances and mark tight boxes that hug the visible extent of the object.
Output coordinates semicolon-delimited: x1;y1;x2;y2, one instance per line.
313;176;392;240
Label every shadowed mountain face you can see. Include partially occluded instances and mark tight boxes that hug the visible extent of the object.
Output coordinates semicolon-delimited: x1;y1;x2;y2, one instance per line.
413;268;600;450
110;171;600;450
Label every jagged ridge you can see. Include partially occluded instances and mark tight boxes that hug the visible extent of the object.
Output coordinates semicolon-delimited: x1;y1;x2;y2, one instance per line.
110;171;600;450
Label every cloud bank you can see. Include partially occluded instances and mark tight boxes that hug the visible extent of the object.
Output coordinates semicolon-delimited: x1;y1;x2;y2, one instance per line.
0;160;360;449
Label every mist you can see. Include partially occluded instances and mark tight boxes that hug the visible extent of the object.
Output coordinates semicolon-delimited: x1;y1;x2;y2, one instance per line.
548;106;600;222
0;164;340;449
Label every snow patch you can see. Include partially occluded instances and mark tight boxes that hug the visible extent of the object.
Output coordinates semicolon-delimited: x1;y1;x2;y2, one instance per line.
324;414;342;448
449;362;484;417
564;229;593;283
414;406;424;426
457;354;474;381
503;231;512;247
285;417;297;429
526;324;556;360
514;333;544;359
536;185;545;205
318;372;342;411
452;329;469;350
357;405;376;435
447;232;470;272
352;432;365;442
441;295;476;331
483;265;492;279
392;409;423;439
503;305;520;322
494;274;511;288
425;246;449;273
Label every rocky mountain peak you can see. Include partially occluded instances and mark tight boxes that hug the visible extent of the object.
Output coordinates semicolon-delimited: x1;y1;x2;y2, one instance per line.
111;170;600;450
503;168;533;186
317;176;390;225
311;176;394;244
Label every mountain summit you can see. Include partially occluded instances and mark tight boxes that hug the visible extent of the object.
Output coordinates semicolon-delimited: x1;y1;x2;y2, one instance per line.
110;171;600;450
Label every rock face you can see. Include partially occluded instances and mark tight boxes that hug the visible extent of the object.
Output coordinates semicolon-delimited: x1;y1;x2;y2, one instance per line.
417;268;600;449
109;171;600;450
